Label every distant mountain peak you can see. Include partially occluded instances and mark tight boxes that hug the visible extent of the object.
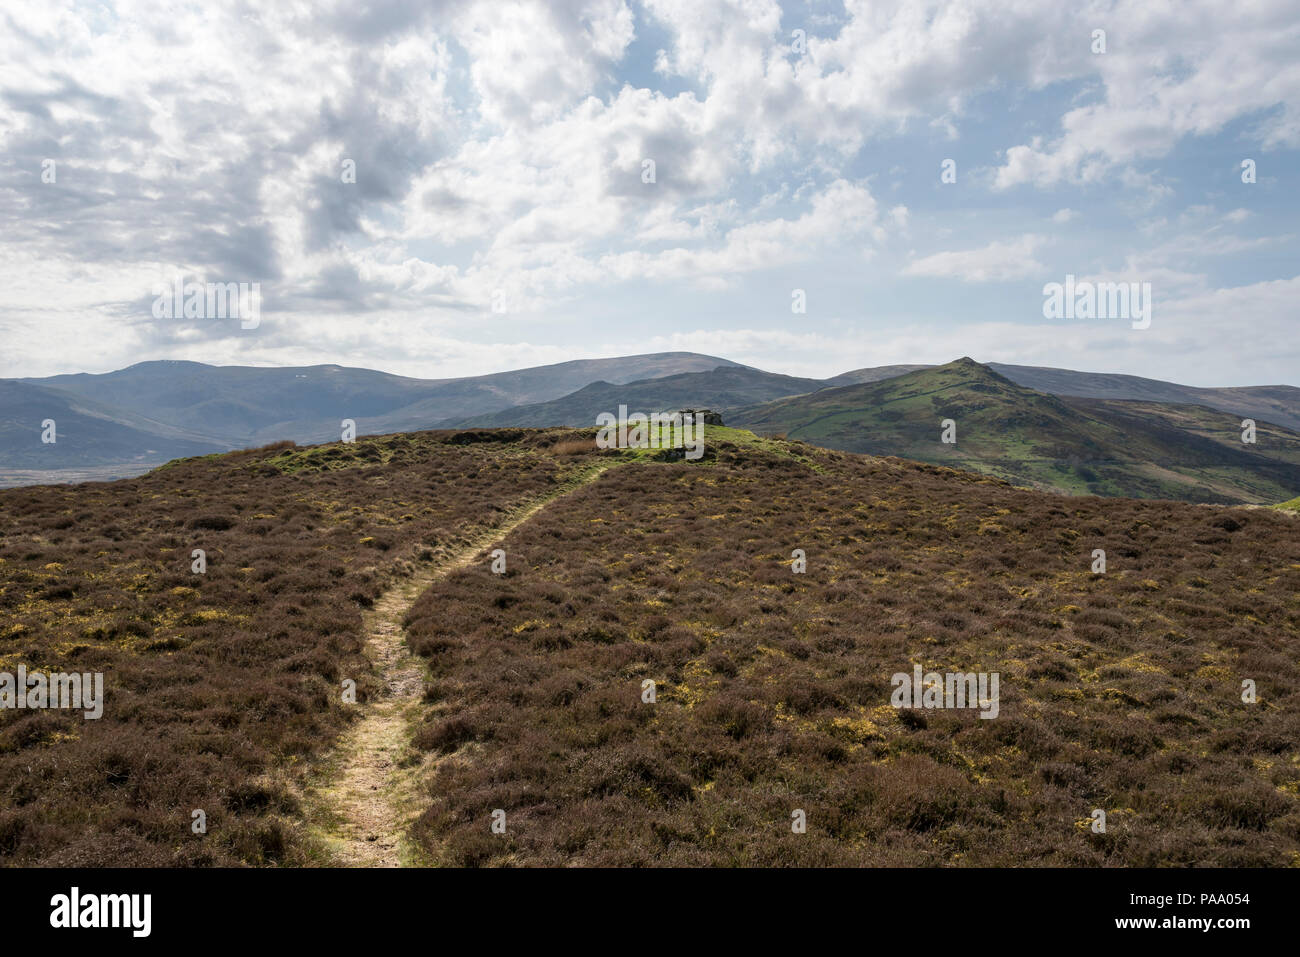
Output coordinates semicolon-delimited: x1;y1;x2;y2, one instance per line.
938;356;1016;386
944;356;990;372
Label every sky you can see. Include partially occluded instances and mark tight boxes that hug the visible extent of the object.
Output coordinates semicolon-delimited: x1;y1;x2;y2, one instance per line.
0;0;1297;386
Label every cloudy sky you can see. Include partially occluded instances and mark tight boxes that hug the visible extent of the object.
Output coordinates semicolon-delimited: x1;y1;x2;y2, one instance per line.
1;0;1296;385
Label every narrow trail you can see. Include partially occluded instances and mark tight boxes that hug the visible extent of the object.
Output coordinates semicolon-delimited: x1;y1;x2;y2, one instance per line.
307;461;614;867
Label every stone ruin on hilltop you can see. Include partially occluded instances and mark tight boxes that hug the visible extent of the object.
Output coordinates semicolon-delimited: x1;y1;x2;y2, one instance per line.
676;408;724;426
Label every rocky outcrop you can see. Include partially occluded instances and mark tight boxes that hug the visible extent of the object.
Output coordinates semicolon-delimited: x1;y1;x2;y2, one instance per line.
677;408;724;426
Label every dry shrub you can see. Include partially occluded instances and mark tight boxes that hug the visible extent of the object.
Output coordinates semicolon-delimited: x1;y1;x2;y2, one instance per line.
551;438;596;456
0;427;602;865
400;436;1300;866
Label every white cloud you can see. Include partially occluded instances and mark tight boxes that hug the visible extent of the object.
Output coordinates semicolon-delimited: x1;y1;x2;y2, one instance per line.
452;0;635;127
903;235;1048;282
1;0;1297;388
993;1;1300;188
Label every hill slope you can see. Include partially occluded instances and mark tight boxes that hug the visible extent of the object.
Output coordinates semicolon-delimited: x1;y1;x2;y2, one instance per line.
731;358;1300;504
820;364;933;388
448;366;825;428
3;427;1297;867
827;362;1300;431
0;380;228;468
991;363;1300;433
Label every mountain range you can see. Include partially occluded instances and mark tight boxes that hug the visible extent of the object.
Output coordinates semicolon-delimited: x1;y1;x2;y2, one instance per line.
3;352;1298;504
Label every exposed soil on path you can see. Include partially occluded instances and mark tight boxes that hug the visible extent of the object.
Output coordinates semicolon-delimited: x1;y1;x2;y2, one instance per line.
306;462;613;866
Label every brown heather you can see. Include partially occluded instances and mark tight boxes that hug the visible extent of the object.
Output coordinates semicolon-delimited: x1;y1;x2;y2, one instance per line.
402;437;1300;866
0;429;600;865
2;427;1297;866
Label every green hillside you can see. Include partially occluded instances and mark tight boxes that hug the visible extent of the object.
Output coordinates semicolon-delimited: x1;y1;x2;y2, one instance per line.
448;366;825;428
731;358;1300;504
